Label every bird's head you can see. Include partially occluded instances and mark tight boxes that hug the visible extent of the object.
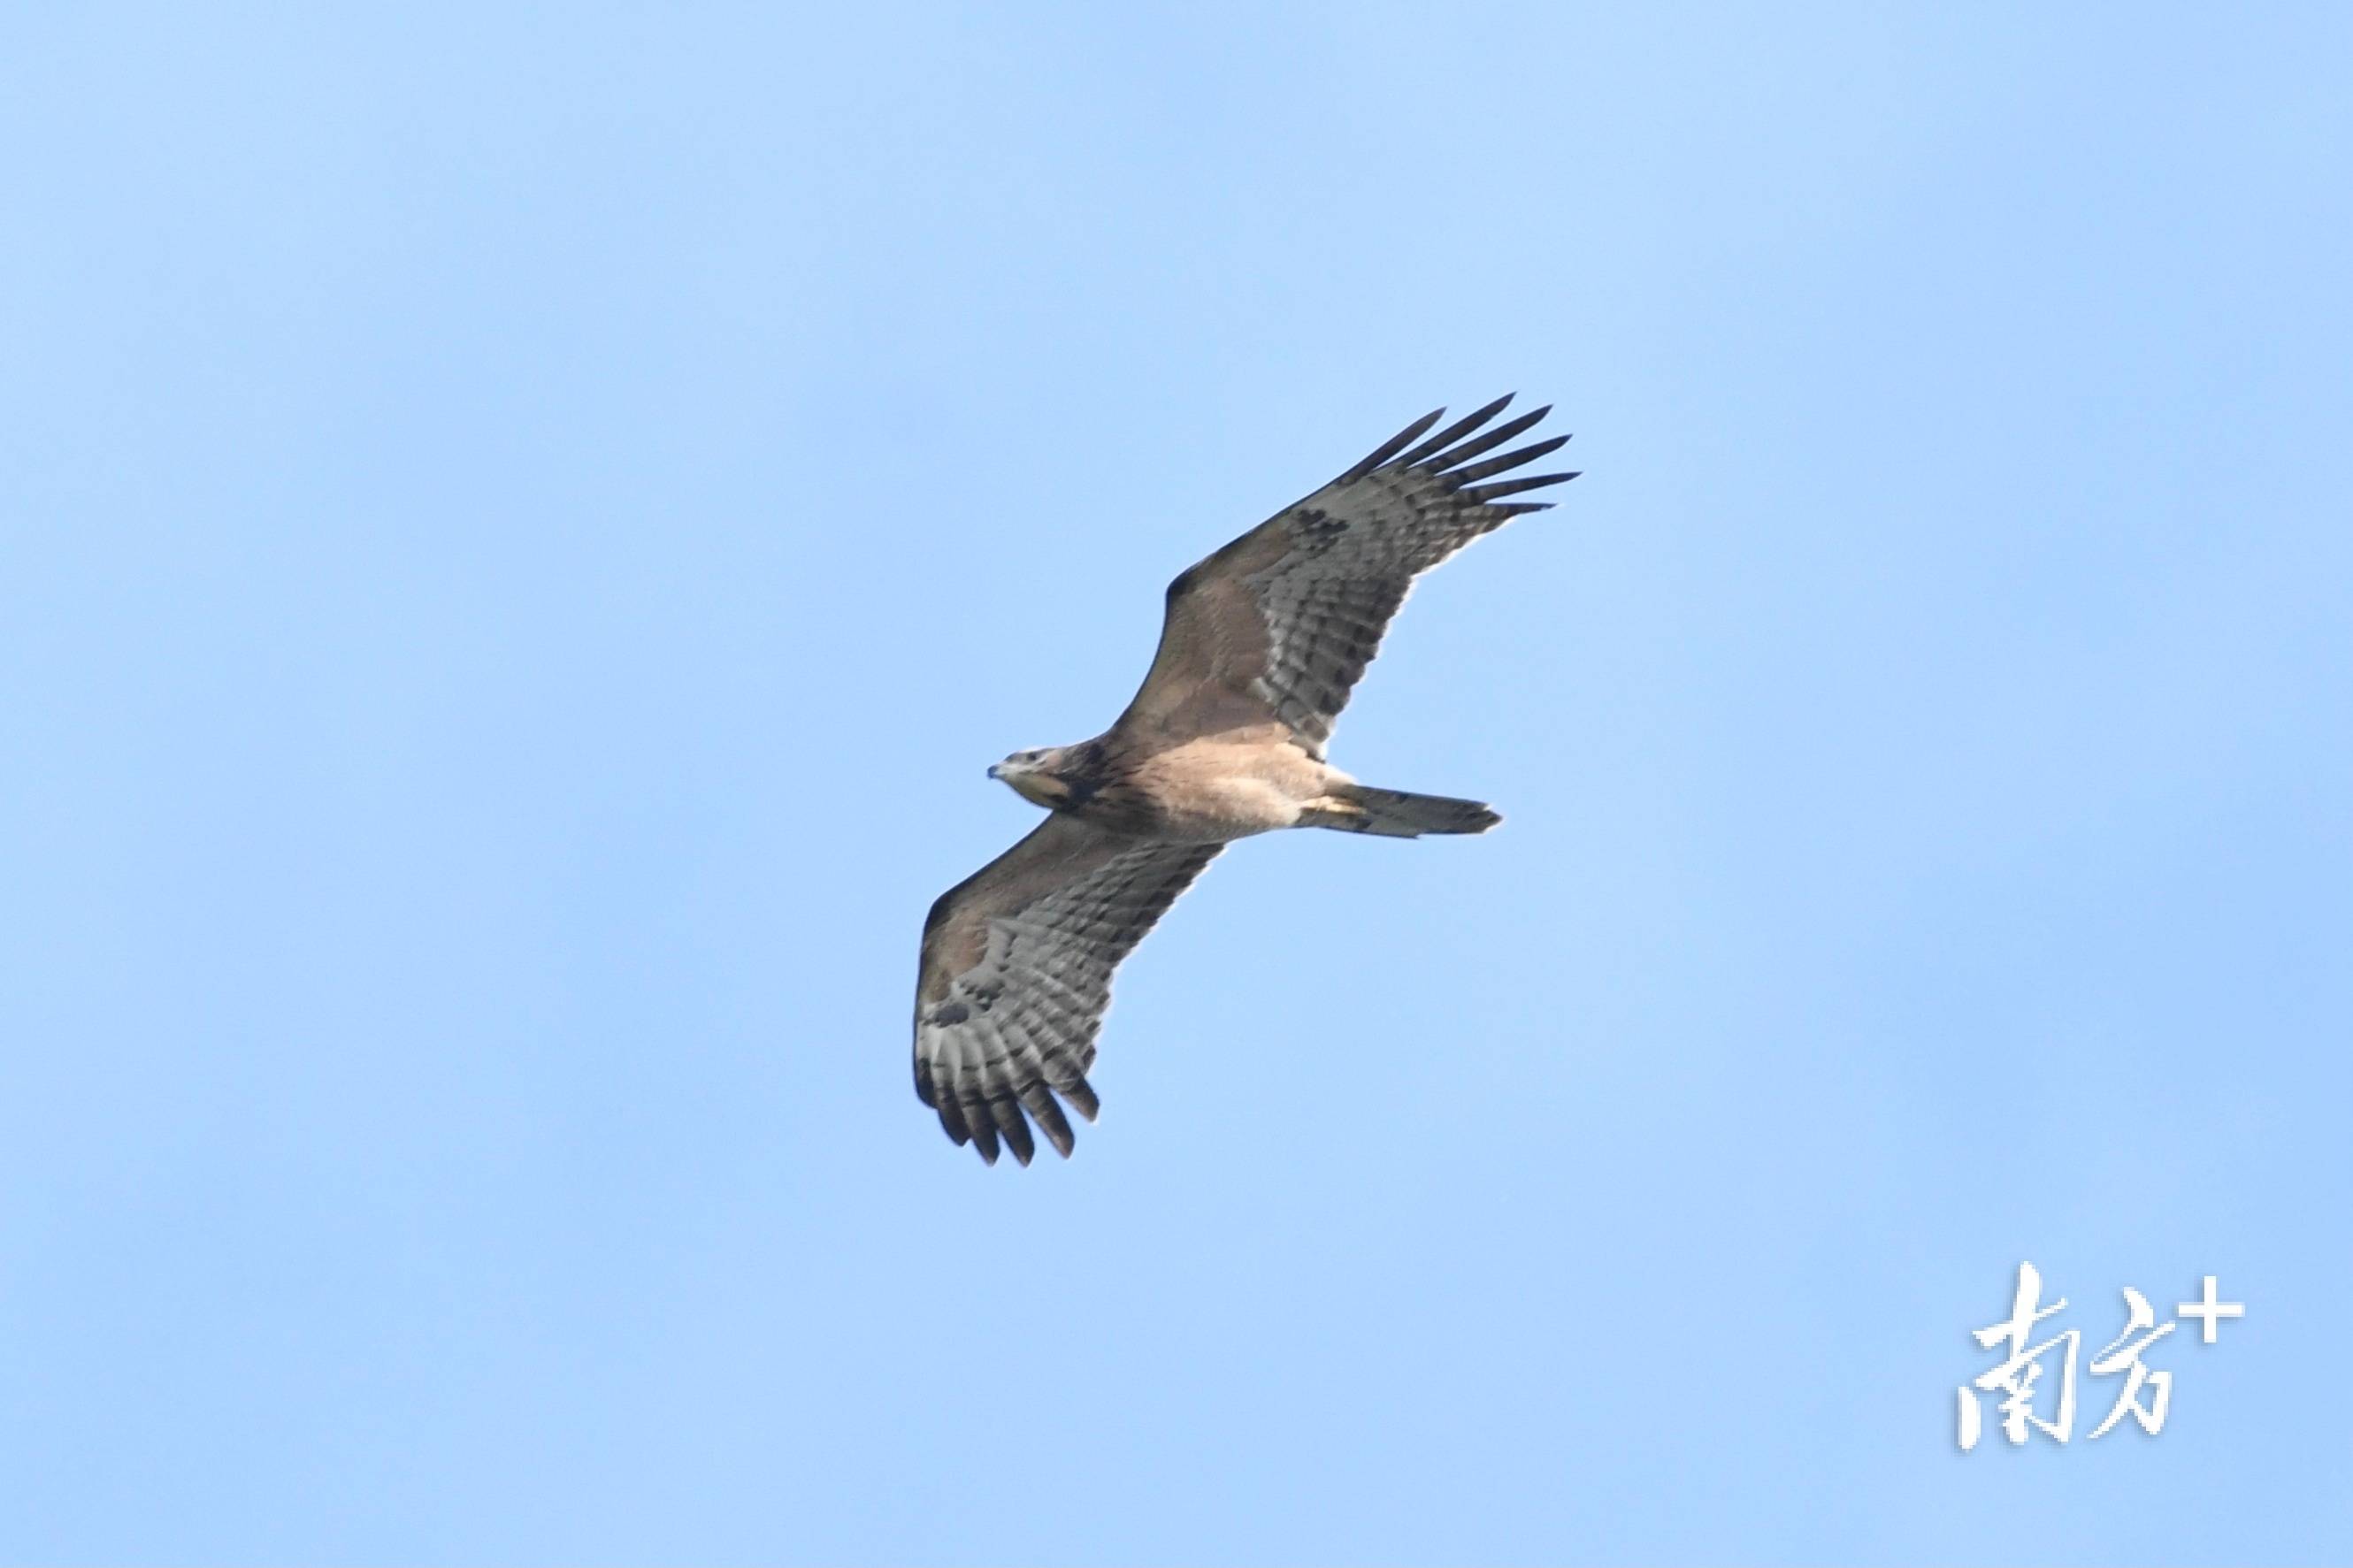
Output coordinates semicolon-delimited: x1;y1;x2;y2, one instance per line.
989;746;1082;808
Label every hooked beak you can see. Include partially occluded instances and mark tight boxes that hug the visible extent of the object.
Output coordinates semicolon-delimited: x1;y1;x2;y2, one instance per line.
990;757;1061;807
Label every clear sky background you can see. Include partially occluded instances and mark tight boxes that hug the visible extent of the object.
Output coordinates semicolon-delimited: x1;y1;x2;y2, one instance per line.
4;4;2349;1564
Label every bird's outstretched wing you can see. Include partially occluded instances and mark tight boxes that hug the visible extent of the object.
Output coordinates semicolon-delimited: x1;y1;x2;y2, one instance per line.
1116;395;1575;756
914;814;1222;1165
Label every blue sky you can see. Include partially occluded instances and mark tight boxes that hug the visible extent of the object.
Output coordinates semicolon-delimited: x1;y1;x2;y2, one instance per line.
3;3;2349;1563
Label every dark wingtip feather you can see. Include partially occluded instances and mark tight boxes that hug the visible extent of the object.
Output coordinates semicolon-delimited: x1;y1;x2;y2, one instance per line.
1422;406;1552;477
1467;470;1578;502
1023;1087;1077;1158
969;1111;1001;1165
1338;407;1447;483
1393;394;1514;469
1445;432;1569;488
1061;1076;1101;1122
990;1099;1036;1166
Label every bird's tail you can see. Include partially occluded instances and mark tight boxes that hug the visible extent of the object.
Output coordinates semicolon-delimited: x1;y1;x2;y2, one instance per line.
1307;784;1500;838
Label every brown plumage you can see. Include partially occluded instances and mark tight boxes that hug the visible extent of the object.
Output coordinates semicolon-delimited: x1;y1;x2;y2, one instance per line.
913;396;1576;1164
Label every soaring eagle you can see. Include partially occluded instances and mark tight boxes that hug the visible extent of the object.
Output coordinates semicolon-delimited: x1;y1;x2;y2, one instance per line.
915;396;1575;1164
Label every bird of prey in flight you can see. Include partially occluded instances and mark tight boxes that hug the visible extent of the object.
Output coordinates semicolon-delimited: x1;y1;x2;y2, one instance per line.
913;395;1575;1164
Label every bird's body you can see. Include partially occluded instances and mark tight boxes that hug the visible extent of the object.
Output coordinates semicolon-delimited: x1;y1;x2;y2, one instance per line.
915;396;1575;1164
1000;730;1336;841
1129;734;1324;839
